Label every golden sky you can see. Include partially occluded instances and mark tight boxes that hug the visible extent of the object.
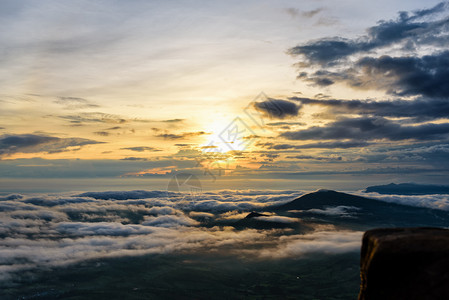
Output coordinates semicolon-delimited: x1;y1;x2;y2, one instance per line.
1;0;448;190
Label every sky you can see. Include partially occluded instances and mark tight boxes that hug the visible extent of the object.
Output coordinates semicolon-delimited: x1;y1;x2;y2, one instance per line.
1;0;448;192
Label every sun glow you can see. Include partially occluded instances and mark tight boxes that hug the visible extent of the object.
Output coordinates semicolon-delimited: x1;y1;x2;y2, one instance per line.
200;118;253;154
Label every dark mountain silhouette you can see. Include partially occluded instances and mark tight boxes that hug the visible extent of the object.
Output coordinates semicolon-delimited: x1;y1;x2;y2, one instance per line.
276;189;378;211
244;212;269;219
268;189;449;229
226;189;449;231
364;183;449;195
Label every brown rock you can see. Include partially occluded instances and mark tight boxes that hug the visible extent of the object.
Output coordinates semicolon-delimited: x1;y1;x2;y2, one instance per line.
359;227;449;300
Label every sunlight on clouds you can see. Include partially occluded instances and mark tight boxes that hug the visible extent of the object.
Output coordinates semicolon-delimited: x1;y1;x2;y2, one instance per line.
1;0;449;186
199;113;254;153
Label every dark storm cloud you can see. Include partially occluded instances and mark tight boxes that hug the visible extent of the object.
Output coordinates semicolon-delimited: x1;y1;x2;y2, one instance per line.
303;52;449;98
281;117;449;141
290;37;362;65
254;99;301;119
290;96;449;120
354;52;449;98
289;2;449;99
0;134;102;156
288;2;449;65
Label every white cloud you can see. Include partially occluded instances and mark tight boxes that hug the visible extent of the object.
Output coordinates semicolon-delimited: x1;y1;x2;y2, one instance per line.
303;206;361;217
189;211;215;219
55;222;156;236
0;189;361;285
147;206;178;215
141;215;199;228
259;230;363;258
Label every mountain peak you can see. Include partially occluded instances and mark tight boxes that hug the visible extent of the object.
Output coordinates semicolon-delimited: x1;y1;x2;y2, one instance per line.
276;189;370;211
316;189;336;193
244;212;270;219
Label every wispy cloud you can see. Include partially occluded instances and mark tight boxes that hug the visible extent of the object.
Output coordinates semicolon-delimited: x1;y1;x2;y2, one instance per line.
53;96;99;110
155;131;210;140
0;134;102;157
121;146;162;152
258;230;363;258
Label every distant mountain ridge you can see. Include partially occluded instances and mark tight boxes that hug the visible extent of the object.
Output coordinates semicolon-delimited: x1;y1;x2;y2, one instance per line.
364;183;449;195
263;189;449;229
222;189;449;230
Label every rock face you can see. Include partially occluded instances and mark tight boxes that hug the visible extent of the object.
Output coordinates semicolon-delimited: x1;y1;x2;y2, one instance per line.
359;227;449;300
